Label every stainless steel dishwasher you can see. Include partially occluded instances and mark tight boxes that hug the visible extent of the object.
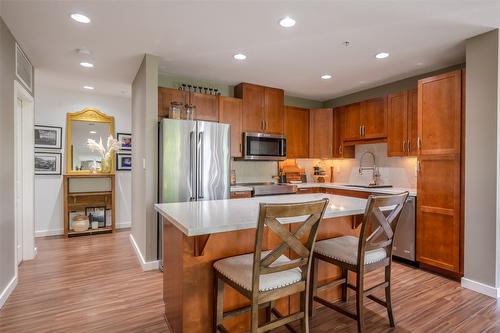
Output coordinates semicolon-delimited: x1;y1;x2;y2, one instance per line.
392;196;416;262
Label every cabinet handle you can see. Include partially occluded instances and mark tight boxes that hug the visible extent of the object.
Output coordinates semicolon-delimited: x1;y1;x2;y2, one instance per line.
407;139;411;153
239;143;242;153
402;140;406;153
339;145;343;155
417;137;422;152
417;160;421;173
359;126;362;136
363;125;366;136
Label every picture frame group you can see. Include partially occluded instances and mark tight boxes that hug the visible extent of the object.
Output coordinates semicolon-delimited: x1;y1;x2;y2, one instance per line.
116;132;132;171
34;125;63;175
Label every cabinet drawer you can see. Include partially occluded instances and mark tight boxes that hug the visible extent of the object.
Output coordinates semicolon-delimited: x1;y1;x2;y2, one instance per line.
296;187;319;194
230;191;252;199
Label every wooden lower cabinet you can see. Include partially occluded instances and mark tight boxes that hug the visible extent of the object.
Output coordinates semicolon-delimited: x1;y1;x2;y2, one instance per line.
229;191;252;199
416;70;463;277
284;106;309;158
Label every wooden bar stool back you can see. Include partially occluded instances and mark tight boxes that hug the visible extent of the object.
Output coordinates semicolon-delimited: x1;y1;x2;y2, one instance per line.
213;198;329;333
310;192;409;333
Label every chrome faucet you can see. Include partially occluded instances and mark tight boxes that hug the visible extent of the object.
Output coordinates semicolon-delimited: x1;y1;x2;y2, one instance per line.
359;151;379;185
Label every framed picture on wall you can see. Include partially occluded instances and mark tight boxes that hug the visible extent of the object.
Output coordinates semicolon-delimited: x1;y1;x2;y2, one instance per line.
34;125;62;149
35;152;62;175
117;133;131;151
116;153;132;171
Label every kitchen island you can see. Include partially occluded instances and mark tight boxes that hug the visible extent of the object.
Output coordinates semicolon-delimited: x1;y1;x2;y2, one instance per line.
154;193;389;333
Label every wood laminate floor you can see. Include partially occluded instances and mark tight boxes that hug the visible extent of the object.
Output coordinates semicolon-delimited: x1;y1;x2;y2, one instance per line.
1;230;498;333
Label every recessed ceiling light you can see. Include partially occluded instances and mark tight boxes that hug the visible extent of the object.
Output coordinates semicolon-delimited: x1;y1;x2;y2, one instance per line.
80;62;94;68
375;52;390;59
321;74;332;80
89;130;97;134
279;16;296;28
233;53;247;60
70;13;91;24
83;85;95;90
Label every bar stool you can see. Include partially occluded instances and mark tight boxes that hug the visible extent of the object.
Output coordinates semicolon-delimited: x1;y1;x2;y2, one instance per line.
213;199;329;333
309;192;408;333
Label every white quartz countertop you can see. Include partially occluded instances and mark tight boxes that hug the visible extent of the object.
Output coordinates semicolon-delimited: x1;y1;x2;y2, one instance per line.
155;193;369;237
296;182;417;196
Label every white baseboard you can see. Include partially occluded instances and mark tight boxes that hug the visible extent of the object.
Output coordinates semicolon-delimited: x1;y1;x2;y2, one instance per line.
461;277;500;298
129;234;159;271
116;221;131;229
35;228;64;237
35;222;131;238
0;275;18;309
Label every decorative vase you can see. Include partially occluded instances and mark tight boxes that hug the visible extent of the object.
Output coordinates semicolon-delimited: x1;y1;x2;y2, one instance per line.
100;155;112;173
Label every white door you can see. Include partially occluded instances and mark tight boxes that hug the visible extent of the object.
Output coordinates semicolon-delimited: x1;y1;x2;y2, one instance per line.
15;98;23;265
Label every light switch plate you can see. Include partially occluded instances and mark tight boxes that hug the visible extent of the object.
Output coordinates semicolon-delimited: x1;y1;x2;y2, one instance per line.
143;158;146;170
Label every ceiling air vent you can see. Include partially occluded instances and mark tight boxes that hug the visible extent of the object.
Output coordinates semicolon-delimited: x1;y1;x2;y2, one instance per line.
15;42;33;93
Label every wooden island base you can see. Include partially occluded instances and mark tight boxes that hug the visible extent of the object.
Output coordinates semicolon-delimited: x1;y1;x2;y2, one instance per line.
163;215;362;333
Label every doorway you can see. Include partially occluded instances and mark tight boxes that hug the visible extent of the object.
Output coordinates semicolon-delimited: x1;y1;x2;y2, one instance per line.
14;80;35;266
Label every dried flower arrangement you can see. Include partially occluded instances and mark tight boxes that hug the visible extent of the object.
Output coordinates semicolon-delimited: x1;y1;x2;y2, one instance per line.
87;135;121;173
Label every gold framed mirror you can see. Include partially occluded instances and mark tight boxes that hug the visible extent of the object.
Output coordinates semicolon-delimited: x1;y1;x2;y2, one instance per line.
66;108;115;174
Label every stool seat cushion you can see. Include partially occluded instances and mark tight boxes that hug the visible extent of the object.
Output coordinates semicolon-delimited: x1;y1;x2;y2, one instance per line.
314;236;387;266
213;251;302;292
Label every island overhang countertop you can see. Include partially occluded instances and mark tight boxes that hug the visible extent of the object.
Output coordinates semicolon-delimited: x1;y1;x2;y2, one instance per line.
154;193;398;237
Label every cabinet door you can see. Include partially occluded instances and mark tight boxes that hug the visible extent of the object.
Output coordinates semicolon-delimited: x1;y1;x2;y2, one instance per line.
407;88;418;156
417;70;462;275
264;87;284;134
285;106;309;158
219;97;243;157
343;103;361;141
387;91;408;157
332;107;354;158
190;92;219;122
235;83;265;133
158;87;188;118
309;108;333;159
361;97;387;139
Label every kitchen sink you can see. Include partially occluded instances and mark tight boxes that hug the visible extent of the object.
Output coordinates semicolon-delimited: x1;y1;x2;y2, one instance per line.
345;184;393;189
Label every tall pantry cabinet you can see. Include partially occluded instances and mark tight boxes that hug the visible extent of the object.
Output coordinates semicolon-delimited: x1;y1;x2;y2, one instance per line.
416;70;464;278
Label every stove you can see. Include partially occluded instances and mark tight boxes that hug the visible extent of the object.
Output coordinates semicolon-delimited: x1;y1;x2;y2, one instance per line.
237;182;298;197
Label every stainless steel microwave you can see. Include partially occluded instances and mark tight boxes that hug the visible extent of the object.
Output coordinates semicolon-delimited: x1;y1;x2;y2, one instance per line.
241;132;287;161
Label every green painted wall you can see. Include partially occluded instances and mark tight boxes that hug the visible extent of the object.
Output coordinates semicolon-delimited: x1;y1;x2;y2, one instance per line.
323;63;465;108
158;73;323;109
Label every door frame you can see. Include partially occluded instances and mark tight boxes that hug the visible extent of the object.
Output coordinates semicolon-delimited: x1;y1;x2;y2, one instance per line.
14;80;35;270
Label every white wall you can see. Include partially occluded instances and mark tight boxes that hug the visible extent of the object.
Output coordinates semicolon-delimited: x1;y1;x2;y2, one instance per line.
462;29;500;296
34;82;132;236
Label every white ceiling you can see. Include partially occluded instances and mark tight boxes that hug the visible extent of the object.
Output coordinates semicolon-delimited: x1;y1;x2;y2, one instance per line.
2;1;500;101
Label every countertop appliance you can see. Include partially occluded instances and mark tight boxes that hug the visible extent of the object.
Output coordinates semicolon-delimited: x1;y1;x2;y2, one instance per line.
392;196;416;262
158;119;230;269
237;182;297;196
240;132;286;161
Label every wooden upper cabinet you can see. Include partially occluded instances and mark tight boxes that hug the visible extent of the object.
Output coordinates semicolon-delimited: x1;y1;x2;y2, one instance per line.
309;108;333;159
158;87;188;118
158;87;218;121
234;83;284;135
418;72;462;156
218;96;243;158
264;87;284;134
343;103;361;141
416;70;463;276
190;92;219;121
235;83;265;133
387;91;409;157
285;106;309;158
332;107;354;158
360;97;387;139
408;88;418;156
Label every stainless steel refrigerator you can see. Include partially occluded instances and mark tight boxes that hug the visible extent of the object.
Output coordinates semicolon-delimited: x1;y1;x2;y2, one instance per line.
158;119;230;269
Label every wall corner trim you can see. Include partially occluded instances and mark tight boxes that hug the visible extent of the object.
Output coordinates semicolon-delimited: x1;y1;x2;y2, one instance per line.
461;277;500;298
0;275;18;309
129;233;159;271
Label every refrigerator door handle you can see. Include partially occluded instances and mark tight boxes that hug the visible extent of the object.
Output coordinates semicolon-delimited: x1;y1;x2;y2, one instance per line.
190;131;196;201
198;131;204;199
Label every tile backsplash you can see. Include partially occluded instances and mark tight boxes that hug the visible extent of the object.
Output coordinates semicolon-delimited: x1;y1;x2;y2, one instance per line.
232;160;278;184
296;143;417;188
